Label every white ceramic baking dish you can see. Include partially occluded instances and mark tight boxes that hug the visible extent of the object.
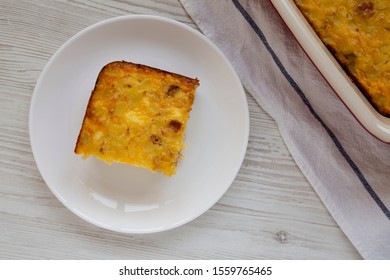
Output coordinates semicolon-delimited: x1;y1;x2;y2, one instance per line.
270;0;390;143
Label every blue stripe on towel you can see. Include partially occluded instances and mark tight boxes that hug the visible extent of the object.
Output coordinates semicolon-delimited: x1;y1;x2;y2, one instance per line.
231;0;390;220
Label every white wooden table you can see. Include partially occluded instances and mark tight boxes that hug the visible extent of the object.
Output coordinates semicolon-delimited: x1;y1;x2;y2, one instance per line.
0;0;362;259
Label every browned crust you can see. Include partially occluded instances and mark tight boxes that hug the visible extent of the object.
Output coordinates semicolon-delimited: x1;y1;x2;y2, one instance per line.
106;61;199;87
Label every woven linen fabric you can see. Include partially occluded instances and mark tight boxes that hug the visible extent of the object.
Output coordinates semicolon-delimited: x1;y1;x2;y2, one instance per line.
180;0;390;259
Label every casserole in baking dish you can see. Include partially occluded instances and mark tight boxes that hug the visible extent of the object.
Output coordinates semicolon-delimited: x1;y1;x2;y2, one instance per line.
271;0;390;142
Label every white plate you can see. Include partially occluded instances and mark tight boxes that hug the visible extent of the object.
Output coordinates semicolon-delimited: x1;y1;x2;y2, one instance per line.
29;15;249;233
271;0;390;143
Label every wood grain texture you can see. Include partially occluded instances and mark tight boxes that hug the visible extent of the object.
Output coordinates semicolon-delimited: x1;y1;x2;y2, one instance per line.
0;0;361;259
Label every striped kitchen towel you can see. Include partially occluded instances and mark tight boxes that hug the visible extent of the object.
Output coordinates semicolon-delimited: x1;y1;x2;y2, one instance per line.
180;0;390;259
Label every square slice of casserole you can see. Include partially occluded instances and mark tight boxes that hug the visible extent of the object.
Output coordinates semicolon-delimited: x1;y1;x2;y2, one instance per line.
75;61;199;176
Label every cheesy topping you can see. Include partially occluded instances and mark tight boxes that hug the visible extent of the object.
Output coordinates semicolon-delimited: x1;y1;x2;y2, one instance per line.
294;0;390;116
75;61;199;176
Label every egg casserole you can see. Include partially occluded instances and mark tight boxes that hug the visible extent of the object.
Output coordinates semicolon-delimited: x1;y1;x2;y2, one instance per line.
293;0;390;116
75;61;199;176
